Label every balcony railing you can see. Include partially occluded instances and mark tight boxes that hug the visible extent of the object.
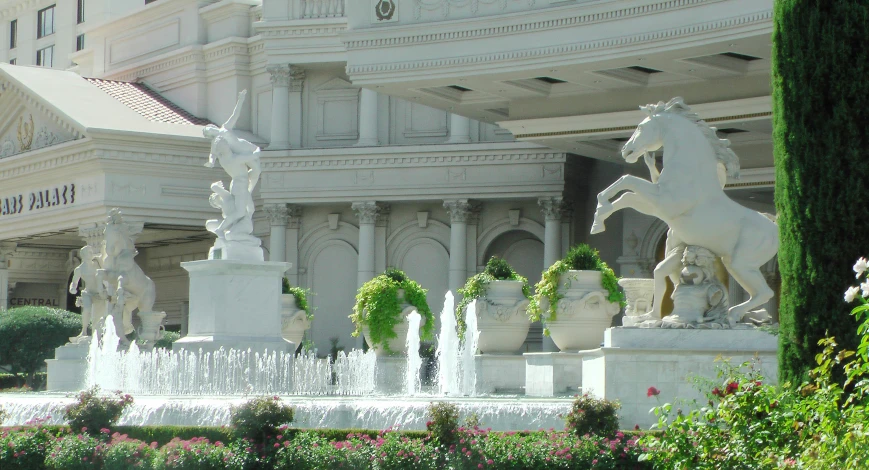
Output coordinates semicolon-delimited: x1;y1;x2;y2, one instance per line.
299;0;345;19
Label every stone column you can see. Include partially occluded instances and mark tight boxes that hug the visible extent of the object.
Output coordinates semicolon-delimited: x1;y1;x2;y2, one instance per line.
539;197;566;352
444;200;472;297
356;88;380;146
352;201;381;349
285;205;303;287
288;66;306;148
0;243;16;311
267;65;291;150
447;114;471;144
264;204;290;264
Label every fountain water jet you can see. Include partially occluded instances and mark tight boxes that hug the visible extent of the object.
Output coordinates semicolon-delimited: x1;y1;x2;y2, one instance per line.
460;300;479;396
436;292;460;395
405;310;422;395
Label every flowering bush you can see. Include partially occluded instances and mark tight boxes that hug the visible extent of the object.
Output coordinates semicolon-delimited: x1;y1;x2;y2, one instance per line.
0;406;6;426
564;394;620;439
638;257;869;468
273;431;371;469
229;396;294;444
426;402;460;446
63;387;134;435
44;433;104;470
0;420;56;470
103;433;158;470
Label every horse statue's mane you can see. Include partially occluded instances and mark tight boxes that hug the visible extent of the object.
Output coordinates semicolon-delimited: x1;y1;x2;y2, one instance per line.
641;97;741;179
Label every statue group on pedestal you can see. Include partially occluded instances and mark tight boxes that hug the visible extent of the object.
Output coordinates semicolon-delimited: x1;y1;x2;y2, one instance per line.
593;97;779;329
69;209;160;342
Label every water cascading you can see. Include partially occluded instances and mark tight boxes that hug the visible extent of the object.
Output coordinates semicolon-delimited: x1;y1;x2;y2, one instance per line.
436;292;460;395
405;310;422;395
460;300;479;396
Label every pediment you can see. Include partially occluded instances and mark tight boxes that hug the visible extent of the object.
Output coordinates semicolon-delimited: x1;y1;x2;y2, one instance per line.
315;77;357;92
0;84;78;159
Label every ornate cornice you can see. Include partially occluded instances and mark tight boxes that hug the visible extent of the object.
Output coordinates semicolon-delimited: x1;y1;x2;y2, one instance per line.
346;10;771;76
444;199;472;223
262;151;565;169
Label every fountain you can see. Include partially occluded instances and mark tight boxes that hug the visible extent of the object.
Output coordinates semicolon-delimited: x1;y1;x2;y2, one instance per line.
404;311;422;395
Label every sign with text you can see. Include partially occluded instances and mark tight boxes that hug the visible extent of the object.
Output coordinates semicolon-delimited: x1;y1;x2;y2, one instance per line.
0;183;76;218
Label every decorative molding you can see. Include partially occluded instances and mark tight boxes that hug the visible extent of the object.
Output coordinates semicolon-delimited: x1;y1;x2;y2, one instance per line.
267;64;292;87
289;66;307;93
538;196;566;221
444;199;472;223
17;115;34;152
346;10;771;75
262;151;566;170
287;205;303;229
352;201;382;225
264;203;291;226
414;0;535;20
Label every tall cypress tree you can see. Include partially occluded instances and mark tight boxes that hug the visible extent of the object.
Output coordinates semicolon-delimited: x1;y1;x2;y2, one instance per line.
772;0;869;384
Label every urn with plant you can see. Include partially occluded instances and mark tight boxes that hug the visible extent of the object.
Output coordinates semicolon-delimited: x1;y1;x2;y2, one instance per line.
529;244;625;351
351;268;434;355
281;278;313;349
457;257;532;354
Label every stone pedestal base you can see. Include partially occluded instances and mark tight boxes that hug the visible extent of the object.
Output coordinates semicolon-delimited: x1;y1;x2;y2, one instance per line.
174;260;293;356
581;327;778;429
475;354;525;394
46;340;90;392
375;356;406;394
208;239;264;262
524;352;584;397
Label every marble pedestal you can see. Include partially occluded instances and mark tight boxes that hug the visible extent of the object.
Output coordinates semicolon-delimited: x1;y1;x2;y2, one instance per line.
46;340;90;391
581;327;778;430
173;260;293;355
524;352;585;397
475;354;525;394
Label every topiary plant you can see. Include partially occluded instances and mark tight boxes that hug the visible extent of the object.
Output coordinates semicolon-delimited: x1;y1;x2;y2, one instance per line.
455;257;531;335
63;386;134;434
350;269;434;354
564;393;620;438
528;244;625;333
230;396;294;444
282;278;314;320
0;307;81;388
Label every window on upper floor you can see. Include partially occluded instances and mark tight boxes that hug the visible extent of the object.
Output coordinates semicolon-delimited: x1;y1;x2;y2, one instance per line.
36;45;53;67
9;20;16;49
9;58;16;65
76;34;85;51
77;0;85;24
37;5;55;39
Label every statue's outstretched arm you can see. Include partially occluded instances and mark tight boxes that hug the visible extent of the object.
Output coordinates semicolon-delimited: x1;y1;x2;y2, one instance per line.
223;90;247;130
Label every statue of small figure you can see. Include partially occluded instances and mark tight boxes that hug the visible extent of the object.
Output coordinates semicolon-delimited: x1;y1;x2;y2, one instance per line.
104;275;132;324
68;246;106;341
205;181;257;245
202;90;261;246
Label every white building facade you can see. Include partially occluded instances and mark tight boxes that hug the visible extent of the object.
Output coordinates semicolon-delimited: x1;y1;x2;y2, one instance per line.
0;0;778;353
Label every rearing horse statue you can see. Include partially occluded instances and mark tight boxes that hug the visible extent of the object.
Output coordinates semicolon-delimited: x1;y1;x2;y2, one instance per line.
591;97;778;326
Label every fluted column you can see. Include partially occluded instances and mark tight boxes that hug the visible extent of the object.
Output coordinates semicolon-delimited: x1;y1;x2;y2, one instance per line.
265;204;290;263
444;200;472;297
353;201;381;349
539;197;566;352
0;243;15;311
267;65;291;150
356;88;379;146
447;114;471;144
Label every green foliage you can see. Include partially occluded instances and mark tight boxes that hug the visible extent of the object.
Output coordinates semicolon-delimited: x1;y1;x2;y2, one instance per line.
0;405;6;426
0;423;60;470
103;434;159;470
153;437;256;470
287;286;314;320
350;269;434;353
772;0;868;384
426;401;460;445
44;433;104;470
528;244;625;330
564;394;620;438
152;331;181;350
0;372;46;390
110;426;234;448
0;307;81;388
63;387;134;434
229;396;294;444
456;257;531;336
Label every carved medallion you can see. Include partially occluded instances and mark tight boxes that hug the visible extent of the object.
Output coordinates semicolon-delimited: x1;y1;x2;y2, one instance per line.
17;115;34;151
375;0;396;21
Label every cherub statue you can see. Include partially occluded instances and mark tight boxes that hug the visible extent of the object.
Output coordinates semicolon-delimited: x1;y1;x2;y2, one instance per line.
68;246;105;340
662;246;729;327
205;181;256;244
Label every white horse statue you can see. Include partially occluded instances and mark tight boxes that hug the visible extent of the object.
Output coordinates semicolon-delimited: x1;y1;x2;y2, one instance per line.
591;97;778;326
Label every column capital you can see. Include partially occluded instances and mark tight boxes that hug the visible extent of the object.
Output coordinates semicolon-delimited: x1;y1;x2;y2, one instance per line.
0;242;16;265
538;197;570;221
266;64;291;87
264;204;290;227
289;65;306;93
352;201;383;225
287;205;303;229
444;199;472;223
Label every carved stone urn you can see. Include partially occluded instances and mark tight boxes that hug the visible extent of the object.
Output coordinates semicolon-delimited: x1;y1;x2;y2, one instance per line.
281;294;311;349
544;271;621;351
618;278;655;327
136;311;166;343
475;280;531;354
361;289;423;356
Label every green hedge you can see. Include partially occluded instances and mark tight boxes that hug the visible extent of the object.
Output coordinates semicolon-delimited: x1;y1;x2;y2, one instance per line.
772;0;869;383
0;372;46;390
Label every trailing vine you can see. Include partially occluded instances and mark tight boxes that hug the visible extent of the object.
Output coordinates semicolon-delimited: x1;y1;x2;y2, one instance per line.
456;257;531;336
350;268;434;353
282;278;314;320
528;244;625;334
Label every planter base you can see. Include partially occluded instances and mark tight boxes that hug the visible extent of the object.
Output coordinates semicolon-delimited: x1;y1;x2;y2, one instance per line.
46;340;90;392
523;352;585;397
475;354;525;394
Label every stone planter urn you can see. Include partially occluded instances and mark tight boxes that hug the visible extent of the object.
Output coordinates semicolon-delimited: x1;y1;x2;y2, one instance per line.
281;294;311;348
474;280;531;354
618;278;655;327
544;271;621;351
136;311;166;343
360;289;424;356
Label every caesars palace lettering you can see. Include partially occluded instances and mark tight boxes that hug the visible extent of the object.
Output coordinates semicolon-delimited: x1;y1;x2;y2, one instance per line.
0;183;75;217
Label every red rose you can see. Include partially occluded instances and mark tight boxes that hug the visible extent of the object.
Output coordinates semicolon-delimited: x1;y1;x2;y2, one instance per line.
647;387;660;397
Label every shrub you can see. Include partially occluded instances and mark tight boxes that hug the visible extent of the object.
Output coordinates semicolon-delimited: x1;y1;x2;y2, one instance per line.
153;331;181;350
0;307;81;388
528;244;625;331
0;406;6;426
229;396;294;444
63;387;134;434
564;394;620;438
44;433;104;470
153;437;256;470
426;402;460;446
0;372;46;390
456;257;531;336
103;433;158;470
0;422;57;469
282;279;314;320
351;268;434;353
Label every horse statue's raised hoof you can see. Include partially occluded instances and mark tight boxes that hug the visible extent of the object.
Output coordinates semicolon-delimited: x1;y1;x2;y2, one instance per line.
590;221;606;235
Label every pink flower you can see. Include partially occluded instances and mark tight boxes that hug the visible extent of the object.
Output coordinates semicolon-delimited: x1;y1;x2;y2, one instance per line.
478;465;483;469
647;386;660;397
487;459;494;464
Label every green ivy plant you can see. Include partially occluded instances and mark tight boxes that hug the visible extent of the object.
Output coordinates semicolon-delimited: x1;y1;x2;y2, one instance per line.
350;268;434;354
528;244;625;334
282;278;314;320
455;257;531;335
